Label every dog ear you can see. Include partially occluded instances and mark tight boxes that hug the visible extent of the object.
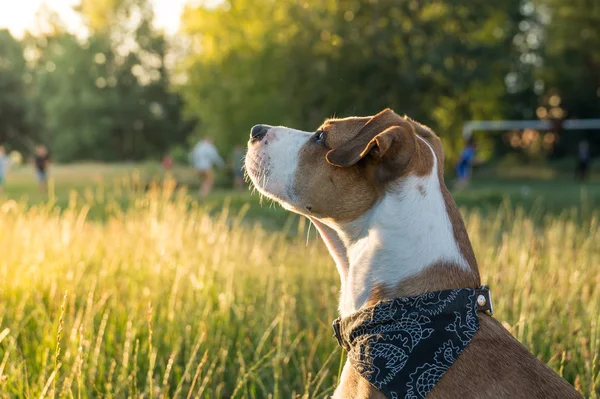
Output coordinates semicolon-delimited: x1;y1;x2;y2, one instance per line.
326;108;412;167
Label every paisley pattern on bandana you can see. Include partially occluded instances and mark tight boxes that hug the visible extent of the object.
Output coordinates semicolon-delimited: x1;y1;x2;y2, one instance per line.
336;289;480;399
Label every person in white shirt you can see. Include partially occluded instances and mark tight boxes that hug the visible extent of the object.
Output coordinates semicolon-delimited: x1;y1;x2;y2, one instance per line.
190;137;225;198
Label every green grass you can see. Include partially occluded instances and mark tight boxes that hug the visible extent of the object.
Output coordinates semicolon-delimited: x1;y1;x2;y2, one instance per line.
0;164;599;398
3;162;599;223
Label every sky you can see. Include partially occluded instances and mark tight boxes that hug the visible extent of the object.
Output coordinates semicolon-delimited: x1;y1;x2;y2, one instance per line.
0;0;190;38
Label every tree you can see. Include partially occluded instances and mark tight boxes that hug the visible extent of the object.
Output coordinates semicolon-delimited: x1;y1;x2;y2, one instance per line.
178;0;523;163
0;30;30;144
26;0;194;161
531;0;600;156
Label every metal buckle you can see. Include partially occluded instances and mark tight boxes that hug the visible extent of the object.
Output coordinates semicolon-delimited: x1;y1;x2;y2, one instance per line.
476;284;494;316
332;318;344;348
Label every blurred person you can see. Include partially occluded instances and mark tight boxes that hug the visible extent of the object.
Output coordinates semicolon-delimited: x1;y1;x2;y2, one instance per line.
575;140;591;181
8;150;23;166
231;144;245;190
0;145;11;195
454;137;477;190
189;137;224;198
34;145;51;193
162;155;173;171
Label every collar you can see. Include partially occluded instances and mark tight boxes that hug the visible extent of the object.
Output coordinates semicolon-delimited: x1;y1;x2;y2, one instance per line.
333;286;493;349
332;286;493;399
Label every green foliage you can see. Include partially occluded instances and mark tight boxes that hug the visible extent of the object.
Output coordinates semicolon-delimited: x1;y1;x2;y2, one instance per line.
1;0;598;164
532;0;600;156
0;30;31;145
19;0;194;162
178;0;523;162
534;0;600;119
168;144;189;165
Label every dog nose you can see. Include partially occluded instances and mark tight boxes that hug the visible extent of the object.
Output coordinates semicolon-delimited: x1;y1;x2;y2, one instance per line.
250;124;270;142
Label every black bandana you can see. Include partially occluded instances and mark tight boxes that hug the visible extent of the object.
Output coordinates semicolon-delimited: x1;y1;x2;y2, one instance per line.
333;287;493;399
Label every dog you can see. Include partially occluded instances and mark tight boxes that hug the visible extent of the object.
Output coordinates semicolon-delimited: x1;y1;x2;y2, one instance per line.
244;109;581;399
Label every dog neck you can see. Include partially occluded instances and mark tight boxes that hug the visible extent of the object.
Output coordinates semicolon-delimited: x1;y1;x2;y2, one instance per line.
311;140;480;318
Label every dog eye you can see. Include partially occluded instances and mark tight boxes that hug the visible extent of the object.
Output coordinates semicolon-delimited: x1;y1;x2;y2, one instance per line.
314;130;326;144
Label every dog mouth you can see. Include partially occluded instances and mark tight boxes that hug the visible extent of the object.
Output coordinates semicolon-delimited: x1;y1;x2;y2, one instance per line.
245;150;288;202
245;150;269;175
244;150;297;207
244;151;271;188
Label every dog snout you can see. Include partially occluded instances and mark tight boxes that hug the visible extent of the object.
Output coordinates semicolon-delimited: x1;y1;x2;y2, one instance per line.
250;124;271;142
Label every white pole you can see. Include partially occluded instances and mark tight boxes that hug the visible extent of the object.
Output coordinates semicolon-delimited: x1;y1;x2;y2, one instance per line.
462;119;600;139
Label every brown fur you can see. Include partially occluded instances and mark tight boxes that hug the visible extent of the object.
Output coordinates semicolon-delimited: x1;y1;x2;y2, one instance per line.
293;109;435;221
338;314;581;399
325;109;432;178
367;263;481;305
329;111;581;398
253;109;580;398
340;263;581;398
294;137;381;221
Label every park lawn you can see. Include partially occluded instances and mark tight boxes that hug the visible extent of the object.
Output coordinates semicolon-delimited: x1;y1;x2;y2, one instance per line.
2;162;598;225
0;163;598;398
0;176;598;398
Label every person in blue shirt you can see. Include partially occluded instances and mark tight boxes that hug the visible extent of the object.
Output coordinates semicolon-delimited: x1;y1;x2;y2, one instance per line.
455;138;477;190
34;145;51;193
575;140;591;181
0;145;10;195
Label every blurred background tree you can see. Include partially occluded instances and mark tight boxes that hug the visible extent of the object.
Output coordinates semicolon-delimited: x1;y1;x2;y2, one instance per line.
178;0;533;161
532;0;600;158
0;0;598;165
0;30;32;147
15;0;194;162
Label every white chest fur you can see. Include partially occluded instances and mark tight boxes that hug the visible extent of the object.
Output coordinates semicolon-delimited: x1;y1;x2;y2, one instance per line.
334;138;469;317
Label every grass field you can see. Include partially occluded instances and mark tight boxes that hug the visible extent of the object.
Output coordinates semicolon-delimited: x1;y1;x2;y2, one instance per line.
0;164;599;398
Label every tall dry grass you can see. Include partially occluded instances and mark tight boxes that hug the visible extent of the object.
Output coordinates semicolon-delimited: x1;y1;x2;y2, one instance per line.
0;181;598;398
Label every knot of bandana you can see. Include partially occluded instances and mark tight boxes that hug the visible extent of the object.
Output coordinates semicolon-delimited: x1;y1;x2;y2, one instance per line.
332;287;492;399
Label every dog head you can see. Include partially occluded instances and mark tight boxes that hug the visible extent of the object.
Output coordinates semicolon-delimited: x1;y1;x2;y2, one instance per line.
244;108;443;221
